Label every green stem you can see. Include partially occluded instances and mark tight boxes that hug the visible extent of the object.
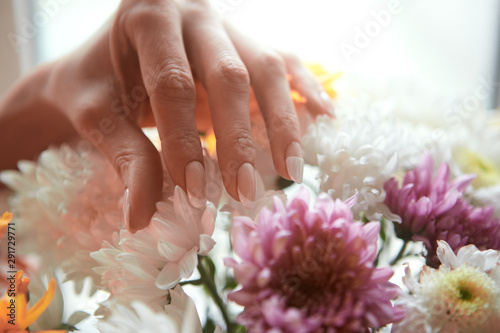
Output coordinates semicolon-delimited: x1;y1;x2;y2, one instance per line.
197;257;235;333
390;240;410;266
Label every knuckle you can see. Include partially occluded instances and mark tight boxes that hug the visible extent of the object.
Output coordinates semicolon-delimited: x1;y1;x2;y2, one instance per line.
113;144;160;177
212;56;250;88
163;128;201;154
113;150;136;177
147;62;196;102
256;51;286;75
218;130;256;159
268;112;299;132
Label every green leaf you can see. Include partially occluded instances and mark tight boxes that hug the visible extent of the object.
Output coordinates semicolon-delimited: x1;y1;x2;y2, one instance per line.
200;256;217;281
380;220;387;242
224;276;238;291
67;311;90;326
57;323;79;331
235;325;247;333
203;317;216;333
360;212;370;223
205;256;217;281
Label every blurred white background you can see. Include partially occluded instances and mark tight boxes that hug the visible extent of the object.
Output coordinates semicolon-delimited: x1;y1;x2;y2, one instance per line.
2;0;500;107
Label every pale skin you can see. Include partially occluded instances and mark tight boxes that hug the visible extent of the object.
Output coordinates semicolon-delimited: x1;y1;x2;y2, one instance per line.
0;0;333;231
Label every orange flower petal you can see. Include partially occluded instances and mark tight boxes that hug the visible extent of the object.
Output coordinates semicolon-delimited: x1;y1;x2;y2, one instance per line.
0;211;12;238
22;278;56;328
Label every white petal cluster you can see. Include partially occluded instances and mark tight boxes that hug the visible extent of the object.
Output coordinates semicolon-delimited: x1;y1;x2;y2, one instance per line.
393;241;500;333
1;144;220;314
91;232;168;307
0;145;124;279
97;285;203;333
444;111;500;219
302;111;422;221
339;75;500;222
91;186;217;308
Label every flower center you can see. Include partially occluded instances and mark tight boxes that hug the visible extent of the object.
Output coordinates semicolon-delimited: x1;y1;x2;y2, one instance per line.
421;265;500;329
454;148;500;188
277;234;369;310
457;285;472;301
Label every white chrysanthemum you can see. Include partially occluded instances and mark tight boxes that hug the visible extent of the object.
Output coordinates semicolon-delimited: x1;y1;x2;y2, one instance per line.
91;232;168;307
0;145;124;278
393;241;500;333
96;285;203;333
333;74;458;130
1;142;222;291
440;111;500;220
302;111;429;220
330;74;499;177
470;185;500;223
91;186;217;308
151;186;217;289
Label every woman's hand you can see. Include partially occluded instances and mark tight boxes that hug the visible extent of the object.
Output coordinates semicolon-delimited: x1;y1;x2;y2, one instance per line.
0;0;333;232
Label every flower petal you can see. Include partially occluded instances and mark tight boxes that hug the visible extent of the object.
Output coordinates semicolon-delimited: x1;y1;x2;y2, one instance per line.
155;262;181;290
157;240;187;262
198;234;216;255
179;247;199;279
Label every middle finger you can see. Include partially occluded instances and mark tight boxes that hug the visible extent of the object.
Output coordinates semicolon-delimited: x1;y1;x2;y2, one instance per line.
182;4;256;206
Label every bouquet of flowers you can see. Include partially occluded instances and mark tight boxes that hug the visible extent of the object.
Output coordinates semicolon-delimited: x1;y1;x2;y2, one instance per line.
1;65;500;332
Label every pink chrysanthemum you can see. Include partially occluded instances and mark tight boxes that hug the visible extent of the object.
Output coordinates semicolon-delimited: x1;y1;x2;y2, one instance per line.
225;187;404;332
384;153;500;267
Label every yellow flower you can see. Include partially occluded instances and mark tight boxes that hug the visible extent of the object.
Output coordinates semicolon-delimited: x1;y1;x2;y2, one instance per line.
454;148;500;188
307;63;341;99
291;63;341;103
201;130;217;157
0;271;64;333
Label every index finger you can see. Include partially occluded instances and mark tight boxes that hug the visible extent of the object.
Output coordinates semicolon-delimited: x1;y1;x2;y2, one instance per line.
120;1;206;207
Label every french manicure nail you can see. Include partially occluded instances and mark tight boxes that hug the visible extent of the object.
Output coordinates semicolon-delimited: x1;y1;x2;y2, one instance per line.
320;91;335;117
123;188;132;232
286;141;304;184
185;161;206;208
237;163;256;208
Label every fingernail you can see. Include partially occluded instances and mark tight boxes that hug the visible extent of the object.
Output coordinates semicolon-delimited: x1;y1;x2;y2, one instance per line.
237;163;256;208
185;161;206;208
123;188;133;232
285;141;304;184
320;91;335;117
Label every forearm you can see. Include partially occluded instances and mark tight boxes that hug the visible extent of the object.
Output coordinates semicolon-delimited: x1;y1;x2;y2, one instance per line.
0;63;77;171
